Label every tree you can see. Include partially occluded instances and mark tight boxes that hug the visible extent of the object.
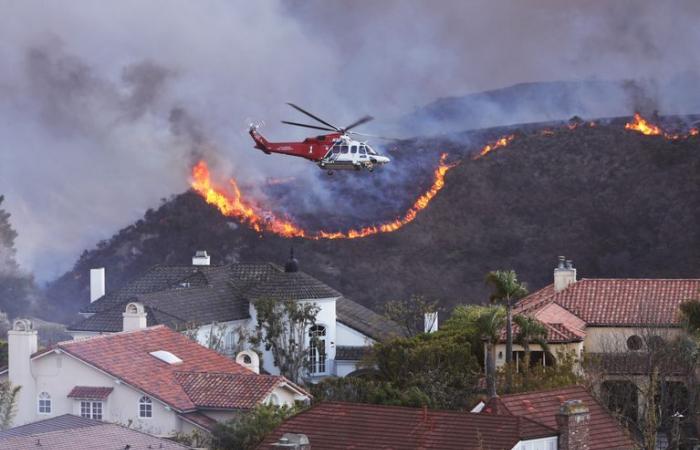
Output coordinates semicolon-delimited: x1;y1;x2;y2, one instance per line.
679;296;700;335
485;270;528;393
312;324;481;410
0;380;20;430
210;403;299;450
383;295;439;337
475;306;506;398
513;314;549;389
250;298;319;384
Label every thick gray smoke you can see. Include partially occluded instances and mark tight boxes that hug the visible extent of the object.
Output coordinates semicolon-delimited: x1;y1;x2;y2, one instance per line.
0;0;698;280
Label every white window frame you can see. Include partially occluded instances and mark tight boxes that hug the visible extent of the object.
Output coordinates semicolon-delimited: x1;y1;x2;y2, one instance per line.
37;392;51;415
79;400;103;420
309;324;327;375
138;395;153;419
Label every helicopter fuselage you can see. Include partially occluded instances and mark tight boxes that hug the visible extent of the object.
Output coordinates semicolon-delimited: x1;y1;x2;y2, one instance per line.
249;128;390;171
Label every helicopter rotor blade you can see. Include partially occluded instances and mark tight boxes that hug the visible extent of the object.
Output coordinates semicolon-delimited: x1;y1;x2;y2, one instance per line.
286;103;339;131
347;130;394;141
281;121;337;132
342;115;374;132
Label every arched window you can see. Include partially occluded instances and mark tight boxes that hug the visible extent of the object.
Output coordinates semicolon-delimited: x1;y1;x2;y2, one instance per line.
225;330;236;351
309;325;326;374
38;392;51;414
139;396;152;418
268;393;279;406
627;335;643;351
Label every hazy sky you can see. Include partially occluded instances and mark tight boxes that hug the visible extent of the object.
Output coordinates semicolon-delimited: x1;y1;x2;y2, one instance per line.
1;0;698;280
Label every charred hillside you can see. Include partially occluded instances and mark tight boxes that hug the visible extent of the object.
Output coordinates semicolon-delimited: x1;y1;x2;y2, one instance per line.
45;120;700;322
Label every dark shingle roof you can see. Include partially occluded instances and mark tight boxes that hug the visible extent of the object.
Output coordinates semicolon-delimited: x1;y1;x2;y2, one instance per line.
335;346;371;361
71;262;400;341
336;297;403;341
0;414;191;449
261;402;557;449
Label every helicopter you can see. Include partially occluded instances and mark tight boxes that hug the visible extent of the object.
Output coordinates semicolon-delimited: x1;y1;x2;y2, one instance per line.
249;103;391;174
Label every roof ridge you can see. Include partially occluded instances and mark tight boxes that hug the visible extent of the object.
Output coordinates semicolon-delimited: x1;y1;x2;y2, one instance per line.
59;325;167;347
175;370;279;379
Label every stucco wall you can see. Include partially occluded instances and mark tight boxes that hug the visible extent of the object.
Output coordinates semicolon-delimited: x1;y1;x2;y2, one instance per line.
13;351;182;435
583;326;682;353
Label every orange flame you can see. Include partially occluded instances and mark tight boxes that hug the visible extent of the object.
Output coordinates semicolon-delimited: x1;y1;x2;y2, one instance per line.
625;113;662;136
473;134;516;159
191;154;457;239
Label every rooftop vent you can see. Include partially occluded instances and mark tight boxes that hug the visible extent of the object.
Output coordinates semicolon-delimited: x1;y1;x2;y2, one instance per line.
149;350;183;365
284;247;299;273
192;250;210;266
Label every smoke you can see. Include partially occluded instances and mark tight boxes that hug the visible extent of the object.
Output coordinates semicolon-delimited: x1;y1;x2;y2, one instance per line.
0;0;698;280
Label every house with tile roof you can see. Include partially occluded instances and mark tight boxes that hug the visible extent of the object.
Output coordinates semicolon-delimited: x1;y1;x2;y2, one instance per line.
472;385;635;450
68;251;402;381
490;257;700;445
260;401;561;450
0;414;192;450
1;320;309;434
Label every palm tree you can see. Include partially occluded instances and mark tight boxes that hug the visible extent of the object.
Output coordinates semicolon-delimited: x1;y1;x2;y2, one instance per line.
513;314;550;389
485;270;528;393
476;306;506;398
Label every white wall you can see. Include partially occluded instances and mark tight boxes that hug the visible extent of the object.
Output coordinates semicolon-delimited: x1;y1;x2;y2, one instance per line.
15;351;182;435
511;436;558;450
336;322;374;347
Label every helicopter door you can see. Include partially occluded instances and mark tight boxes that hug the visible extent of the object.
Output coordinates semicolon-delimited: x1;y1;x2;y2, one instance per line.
336;144;351;163
359;145;367;161
350;145;359;163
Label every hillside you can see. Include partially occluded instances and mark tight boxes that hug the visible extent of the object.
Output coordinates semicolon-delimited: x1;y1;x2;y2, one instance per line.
44;118;700;323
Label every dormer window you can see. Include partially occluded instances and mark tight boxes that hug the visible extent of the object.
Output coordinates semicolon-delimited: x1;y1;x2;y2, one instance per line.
139;396;152;418
38;392;51;414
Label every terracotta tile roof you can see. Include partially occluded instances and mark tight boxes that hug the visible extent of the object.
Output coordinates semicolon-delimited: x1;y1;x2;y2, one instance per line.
261;402;556;449
0;414;190;449
500;320;584;344
480;385;635;450
174;372;283;409
54;325;305;412
67;386;113;400
515;279;700;326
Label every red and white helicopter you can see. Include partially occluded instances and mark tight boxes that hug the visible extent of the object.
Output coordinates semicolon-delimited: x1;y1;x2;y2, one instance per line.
249;103;391;174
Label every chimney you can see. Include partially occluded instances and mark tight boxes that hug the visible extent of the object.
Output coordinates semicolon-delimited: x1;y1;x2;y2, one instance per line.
192;250;210;266
236;350;260;374
90;268;106;302
284;247;299;273
424;312;438;333
270;433;310;449
556;399;590;450
8;319;38;426
122;302;147;332
554;256;577;292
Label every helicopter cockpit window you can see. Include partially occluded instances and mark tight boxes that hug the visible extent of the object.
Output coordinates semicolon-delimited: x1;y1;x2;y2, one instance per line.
340;145;349;154
366;146;377;155
351;146;357;154
359;146;367;155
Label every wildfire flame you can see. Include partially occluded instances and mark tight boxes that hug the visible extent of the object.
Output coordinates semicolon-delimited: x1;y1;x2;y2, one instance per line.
191;154;457;239
625;113;662;136
473;134;516;159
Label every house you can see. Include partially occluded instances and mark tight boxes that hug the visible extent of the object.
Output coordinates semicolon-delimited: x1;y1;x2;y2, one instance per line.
472;385;635;450
492;256;700;443
1;319;309;433
260;401;561;449
68;251;402;380
0;414;192;449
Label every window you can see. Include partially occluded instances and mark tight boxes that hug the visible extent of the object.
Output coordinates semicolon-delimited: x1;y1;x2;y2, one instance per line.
340;146;348;154
309;325;326;374
359;146;366;155
38;392;51;414
351;145;357;154
268;393;279;406
80;401;103;420
139;396;152;418
626;335;642;351
225;330;235;351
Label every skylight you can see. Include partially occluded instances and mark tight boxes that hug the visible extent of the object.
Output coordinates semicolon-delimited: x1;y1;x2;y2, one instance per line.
149;350;183;365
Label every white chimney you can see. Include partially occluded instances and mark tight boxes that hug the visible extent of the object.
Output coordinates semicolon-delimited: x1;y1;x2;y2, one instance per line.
122;302;148;332
554;256;577;292
90;268;106;302
236;350;260;374
192;251;210;266
9;319;38;426
424;312;438;333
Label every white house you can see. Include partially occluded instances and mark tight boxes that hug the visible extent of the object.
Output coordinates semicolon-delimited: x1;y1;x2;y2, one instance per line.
68;251;402;380
1;318;309;433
